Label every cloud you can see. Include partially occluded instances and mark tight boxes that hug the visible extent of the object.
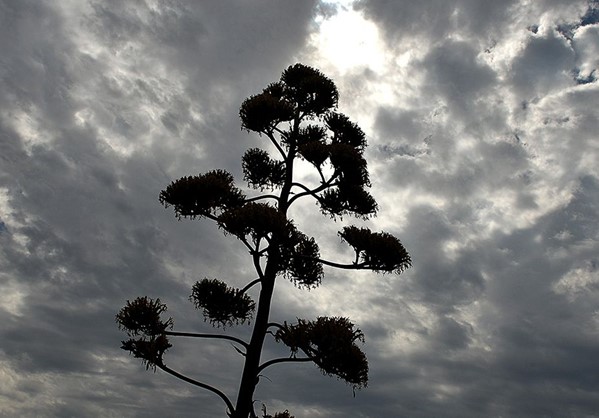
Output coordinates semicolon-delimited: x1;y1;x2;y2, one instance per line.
1;0;599;417
510;32;575;97
355;0;519;43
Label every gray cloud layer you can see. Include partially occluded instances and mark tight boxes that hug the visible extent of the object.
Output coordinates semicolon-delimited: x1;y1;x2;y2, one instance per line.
1;0;598;417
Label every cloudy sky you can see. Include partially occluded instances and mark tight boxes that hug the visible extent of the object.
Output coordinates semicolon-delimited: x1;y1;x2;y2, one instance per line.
1;0;599;417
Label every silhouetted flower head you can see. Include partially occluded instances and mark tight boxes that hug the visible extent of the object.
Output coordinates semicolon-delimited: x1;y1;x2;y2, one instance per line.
292;125;330;167
275;317;369;389
240;87;294;133
295;125;327;146
116;296;173;337
281;63;339;116
326;112;366;150
242;148;285;190
121;335;172;371
339;226;412;273
218;202;291;243
329;143;370;187
116;297;173;370
190;278;255;327
159;169;245;219
320;184;378;219
281;231;324;288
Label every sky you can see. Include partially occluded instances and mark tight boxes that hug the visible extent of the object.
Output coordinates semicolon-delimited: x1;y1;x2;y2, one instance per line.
1;0;598;417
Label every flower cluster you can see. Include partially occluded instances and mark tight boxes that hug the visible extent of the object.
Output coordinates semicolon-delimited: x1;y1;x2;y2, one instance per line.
339;226;412;273
115;297;173;370
159;169;245;219
275;317;369;389
242;148;286;190
190;278;255;327
217;202;290;243
281;231;324;288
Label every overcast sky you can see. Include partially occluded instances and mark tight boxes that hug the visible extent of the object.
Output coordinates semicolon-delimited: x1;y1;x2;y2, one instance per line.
1;0;599;417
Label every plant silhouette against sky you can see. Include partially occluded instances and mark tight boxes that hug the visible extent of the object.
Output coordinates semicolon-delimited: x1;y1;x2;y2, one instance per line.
116;64;411;418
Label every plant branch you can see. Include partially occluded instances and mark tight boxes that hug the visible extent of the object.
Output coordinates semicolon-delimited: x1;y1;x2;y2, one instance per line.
252;249;265;279
239;278;262;295
158;363;235;416
313;257;368;270
266;322;284;331
239;236;256;254
165;331;249;350
265;322;284;338
257;356;314;374
244;194;279;203
316;166;326;184
266;131;287;160
288;181;336;207
273;125;287;138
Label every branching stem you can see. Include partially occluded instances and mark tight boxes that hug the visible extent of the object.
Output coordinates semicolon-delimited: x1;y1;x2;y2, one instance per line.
315;258;367;270
288;181;336;206
158;363;235;416
239;278;262;295
252;250;265;279
266;131;287;160
165;331;249;350
257;356;314;374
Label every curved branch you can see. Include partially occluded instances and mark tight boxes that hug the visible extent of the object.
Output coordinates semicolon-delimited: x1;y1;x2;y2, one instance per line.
239;278;262;295
290;190;321;205
288;180;338;207
158;363;235;415
313;257;367;270
165;331;249;350
257;356;314;374
265;322;283;338
266;322;284;331
272;125;288;139
244;194;279;203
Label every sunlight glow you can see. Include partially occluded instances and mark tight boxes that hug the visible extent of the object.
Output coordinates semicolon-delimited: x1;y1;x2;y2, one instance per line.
311;7;386;74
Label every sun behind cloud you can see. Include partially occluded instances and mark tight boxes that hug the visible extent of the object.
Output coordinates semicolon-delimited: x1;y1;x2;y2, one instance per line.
311;3;386;74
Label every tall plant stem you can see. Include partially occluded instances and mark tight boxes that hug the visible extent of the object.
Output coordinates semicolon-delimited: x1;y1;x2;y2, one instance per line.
232;116;298;418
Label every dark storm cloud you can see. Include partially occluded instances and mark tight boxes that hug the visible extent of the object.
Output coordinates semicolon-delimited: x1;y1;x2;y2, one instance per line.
2;0;599;417
468;176;599;416
418;40;496;113
510;32;575;97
